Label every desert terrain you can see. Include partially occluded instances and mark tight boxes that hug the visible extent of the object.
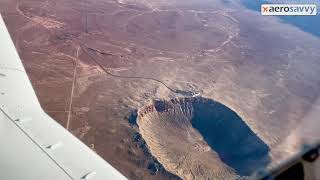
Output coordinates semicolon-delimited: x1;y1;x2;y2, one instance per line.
0;0;320;179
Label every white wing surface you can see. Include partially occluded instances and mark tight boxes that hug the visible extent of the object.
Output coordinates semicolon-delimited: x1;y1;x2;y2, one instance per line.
0;15;127;180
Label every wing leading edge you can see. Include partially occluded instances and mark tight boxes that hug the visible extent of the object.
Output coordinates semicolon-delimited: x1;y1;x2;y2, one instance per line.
0;15;127;180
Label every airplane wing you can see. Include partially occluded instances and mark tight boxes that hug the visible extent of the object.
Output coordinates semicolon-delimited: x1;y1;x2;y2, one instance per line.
0;15;127;180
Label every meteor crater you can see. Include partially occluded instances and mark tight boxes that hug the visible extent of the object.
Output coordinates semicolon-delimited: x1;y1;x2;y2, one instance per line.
136;97;270;179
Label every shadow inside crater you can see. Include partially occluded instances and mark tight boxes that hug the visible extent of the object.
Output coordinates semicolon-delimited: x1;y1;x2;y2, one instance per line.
191;98;270;176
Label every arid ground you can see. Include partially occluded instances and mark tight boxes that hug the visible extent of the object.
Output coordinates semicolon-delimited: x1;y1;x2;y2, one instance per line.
0;0;320;179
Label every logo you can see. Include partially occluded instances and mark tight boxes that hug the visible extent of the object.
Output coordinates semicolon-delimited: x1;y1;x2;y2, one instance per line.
261;4;317;16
